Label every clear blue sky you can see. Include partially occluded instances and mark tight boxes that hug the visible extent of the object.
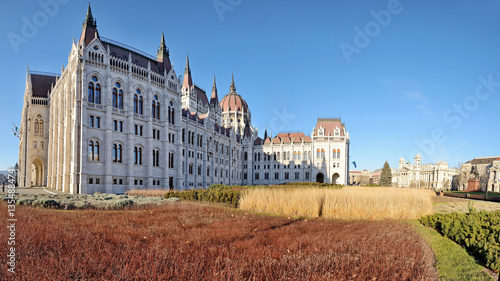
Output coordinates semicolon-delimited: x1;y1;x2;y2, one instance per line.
1;0;499;172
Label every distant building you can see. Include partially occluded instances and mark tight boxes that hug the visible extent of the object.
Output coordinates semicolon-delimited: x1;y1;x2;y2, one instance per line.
397;154;458;190
457;157;500;192
370;170;380;185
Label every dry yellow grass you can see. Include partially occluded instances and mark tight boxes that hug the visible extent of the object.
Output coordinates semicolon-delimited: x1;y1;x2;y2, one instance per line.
126;189;167;197
239;186;435;220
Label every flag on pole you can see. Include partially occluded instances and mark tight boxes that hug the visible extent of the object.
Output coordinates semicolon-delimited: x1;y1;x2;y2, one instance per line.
352;161;357;168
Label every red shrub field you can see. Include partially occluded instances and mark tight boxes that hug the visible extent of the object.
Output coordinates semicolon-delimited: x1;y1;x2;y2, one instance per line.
0;202;437;280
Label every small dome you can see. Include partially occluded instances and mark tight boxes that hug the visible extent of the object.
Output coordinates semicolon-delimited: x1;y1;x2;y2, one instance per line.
220;93;249;113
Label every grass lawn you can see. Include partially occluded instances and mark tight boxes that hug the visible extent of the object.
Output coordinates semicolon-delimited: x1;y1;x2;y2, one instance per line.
411;220;494;281
432;195;500;213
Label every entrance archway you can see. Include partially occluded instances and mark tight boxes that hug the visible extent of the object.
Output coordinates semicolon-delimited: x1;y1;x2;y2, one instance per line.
316;173;324;183
31;158;44;186
332;173;340;184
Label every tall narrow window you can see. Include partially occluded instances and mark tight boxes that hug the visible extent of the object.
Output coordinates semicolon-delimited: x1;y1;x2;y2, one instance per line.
321;149;325;158
112;144;117;162
34;119;39;134
152;95;160;119
94;141;99;161
139;96;143;114
117;144;122;163
88;82;94;103
134;94;138;114
337;149;340;159
113;82;123;109
89;141;94;161
333;149;337;159
112;88;117;108
95;83;101;104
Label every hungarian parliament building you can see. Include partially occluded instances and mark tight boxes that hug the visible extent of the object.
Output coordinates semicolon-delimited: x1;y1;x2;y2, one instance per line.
18;6;350;194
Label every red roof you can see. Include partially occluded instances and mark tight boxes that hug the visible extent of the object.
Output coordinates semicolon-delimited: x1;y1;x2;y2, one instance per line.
220;93;249;113
314;119;345;137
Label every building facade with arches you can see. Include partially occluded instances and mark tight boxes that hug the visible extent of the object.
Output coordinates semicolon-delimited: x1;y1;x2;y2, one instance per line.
17;6;350;193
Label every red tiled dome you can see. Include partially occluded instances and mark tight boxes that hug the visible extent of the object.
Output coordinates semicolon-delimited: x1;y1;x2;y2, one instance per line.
220;93;249;113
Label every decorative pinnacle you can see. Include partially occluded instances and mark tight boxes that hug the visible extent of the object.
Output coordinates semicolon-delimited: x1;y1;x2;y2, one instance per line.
230;72;236;93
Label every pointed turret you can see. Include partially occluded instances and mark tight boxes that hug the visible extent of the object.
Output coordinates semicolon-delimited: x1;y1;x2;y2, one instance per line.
263;127;268;140
78;3;99;47
229;72;236;93
182;54;193;88
156;31;171;73
210;74;219;107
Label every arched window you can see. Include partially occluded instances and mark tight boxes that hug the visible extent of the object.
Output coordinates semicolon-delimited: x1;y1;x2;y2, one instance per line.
112;88;117;108
316;149;320;158
244;152;248;161
134;146;142;165
337;149;340;159
168;152;175;168
118;144;122;163
333;149;337;159
321;149;325;158
277;152;280;160
88;140;94;161
113;82;123;109
298;152;301;160
34;119;39;134
134;95;138;114
207;166;210;176
112;144;117;162
189;163;193;175
134;89;143;114
198;164;202;176
88;82;94;103
152;95;160;119
215;167;218;177
94;141;99;161
95;83;101;104
153;149;160;167
169;101;175;124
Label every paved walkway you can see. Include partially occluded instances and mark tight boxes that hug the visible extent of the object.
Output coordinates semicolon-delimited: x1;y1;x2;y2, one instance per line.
1;186;68;196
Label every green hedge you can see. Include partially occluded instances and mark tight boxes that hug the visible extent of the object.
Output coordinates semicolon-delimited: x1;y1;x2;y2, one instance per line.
419;207;500;271
164;188;240;207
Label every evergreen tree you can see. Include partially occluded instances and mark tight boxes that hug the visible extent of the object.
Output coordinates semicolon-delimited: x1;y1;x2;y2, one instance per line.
380;161;392;186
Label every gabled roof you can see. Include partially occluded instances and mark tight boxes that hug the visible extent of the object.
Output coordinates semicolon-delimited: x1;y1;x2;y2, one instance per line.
314;118;345;137
194;85;208;106
269;132;310;144
30;73;58;97
254;137;263;145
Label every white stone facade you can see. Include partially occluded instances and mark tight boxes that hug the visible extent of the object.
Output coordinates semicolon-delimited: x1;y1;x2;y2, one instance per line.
396;155;458;190
17;6;350;193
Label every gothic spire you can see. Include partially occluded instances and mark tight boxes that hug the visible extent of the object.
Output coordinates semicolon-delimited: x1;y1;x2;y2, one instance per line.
230;72;236;93
79;3;99;46
156;30;171;73
83;3;96;28
182;53;193;88
210;74;219;107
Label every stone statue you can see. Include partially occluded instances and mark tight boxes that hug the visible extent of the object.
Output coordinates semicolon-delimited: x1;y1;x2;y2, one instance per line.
469;165;479;180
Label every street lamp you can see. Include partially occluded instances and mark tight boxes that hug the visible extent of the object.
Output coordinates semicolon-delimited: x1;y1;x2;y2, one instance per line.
14;163;18;187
